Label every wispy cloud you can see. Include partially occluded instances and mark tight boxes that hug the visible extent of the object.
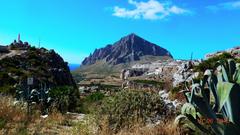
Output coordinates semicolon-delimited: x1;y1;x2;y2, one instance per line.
112;0;191;20
207;1;240;12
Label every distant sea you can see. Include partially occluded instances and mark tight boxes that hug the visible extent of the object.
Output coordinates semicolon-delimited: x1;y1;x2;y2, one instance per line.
68;64;80;71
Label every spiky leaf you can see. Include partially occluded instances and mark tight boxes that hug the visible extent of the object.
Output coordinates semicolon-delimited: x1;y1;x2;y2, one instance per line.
216;82;234;112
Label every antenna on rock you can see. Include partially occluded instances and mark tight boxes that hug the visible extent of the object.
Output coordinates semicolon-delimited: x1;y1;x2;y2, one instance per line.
189;52;194;68
190;52;193;61
38;38;41;48
18;33;21;43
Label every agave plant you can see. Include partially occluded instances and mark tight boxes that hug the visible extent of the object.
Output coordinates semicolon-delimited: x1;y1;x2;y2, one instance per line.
16;82;51;115
175;59;240;135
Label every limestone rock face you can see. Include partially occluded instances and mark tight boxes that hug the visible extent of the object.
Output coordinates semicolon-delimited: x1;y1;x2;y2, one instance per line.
82;33;173;65
120;69;147;80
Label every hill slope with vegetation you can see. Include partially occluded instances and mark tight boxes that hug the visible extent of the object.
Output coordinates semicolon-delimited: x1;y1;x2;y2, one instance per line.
0;42;80;113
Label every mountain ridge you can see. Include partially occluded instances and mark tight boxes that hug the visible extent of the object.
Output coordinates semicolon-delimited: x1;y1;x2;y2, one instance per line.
82;33;173;65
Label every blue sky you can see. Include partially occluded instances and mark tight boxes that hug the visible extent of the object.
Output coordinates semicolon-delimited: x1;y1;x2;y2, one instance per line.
0;0;240;64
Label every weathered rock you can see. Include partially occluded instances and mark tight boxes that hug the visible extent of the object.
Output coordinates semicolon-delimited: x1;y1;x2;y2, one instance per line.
172;61;200;87
159;90;181;110
121;59;201;88
120;68;148;80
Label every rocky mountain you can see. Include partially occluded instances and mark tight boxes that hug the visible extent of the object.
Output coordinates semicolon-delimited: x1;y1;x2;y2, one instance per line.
82;33;173;65
73;33;173;84
0;42;76;93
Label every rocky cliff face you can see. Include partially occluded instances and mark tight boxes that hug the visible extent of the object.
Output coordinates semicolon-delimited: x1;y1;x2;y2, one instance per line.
0;46;76;88
82;33;173;65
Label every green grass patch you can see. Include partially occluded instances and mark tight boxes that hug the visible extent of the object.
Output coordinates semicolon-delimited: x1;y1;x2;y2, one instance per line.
132;79;164;86
79;92;105;114
0;117;7;129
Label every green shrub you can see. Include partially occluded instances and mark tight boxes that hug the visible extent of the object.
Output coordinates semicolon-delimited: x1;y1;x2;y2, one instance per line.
0;85;16;95
99;90;167;132
0;118;6;129
86;92;105;102
50;86;80;113
132;79;164;86
194;52;233;72
79;92;105;114
0;72;16;86
170;85;183;94
29;46;37;51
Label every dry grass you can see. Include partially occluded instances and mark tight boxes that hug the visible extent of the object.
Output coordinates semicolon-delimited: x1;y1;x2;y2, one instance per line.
0;96;183;135
0;96;73;135
118;120;181;135
0;96;28;135
97;117;181;135
0;97;27;122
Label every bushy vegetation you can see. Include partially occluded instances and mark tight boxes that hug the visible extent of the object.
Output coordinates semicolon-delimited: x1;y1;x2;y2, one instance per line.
86;91;105;102
0;96;75;134
99;90;167;133
0;47;80;113
0;95;182;135
0;47;72;88
0;72;16;86
79;92;105;114
194;52;233;72
169;84;185;101
0;85;16;95
50;86;80;113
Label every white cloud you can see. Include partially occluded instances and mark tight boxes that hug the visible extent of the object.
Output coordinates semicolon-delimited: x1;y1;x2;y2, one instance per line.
112;0;190;20
207;1;240;11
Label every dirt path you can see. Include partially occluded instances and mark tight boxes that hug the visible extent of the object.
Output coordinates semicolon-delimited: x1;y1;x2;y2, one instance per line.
0;50;26;60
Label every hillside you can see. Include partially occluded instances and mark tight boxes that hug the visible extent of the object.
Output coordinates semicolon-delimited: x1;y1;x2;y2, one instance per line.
0;42;76;93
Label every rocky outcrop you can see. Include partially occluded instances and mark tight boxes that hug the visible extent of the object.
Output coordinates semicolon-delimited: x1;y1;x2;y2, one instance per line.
120;68;148;80
82;33;173;65
159;90;181;110
0;46;76;88
172;61;200;87
120;59;201;87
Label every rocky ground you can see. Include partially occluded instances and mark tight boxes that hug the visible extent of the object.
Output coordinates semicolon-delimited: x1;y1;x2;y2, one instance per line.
0;50;27;60
121;59;201;89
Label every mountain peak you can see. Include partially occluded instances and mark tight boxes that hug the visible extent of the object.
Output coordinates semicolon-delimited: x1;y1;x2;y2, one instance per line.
122;33;142;41
82;34;173;65
127;33;138;37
